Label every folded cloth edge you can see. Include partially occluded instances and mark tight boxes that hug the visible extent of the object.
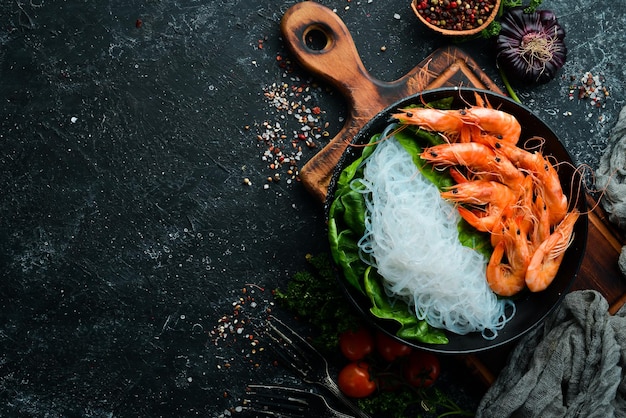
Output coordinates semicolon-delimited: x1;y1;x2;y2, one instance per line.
477;289;626;418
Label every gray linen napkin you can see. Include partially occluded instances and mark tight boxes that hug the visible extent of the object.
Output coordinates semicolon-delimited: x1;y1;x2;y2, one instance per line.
477;290;626;417
597;105;626;230
596;105;626;274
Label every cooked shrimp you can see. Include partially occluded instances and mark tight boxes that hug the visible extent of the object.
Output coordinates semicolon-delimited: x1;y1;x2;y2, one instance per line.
486;217;531;296
533;155;568;226
487;241;526;296
391;107;468;141
393;100;521;145
494;142;544;173
525;210;580;292
464;107;522;144
508;176;536;241
530;194;551;248
457;206;508;233
510;215;533;271
420;142;493;168
494;148;567;226
440;180;516;208
420;142;525;189
440;180;517;233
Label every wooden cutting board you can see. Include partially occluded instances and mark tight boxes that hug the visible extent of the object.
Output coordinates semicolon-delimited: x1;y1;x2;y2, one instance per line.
281;1;501;203
281;1;626;386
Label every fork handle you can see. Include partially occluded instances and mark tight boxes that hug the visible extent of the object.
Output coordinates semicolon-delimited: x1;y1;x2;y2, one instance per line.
320;376;372;418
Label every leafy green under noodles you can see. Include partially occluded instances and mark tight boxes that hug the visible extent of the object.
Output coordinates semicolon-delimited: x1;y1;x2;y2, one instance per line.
328;105;493;345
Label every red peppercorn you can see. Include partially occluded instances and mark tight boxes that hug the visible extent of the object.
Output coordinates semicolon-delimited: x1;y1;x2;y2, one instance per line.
418;0;497;30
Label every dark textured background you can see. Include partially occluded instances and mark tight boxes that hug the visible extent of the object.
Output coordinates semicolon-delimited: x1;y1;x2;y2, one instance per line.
1;0;624;416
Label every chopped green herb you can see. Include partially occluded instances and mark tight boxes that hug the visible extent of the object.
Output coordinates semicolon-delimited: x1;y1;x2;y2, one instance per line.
357;386;474;418
274;253;360;353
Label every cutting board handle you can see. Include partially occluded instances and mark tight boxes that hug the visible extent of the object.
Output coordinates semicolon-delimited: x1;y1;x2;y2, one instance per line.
281;2;500;202
281;2;406;202
280;2;381;109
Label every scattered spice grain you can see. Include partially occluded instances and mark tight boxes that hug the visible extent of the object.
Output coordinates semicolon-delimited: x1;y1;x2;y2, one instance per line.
568;71;610;109
250;53;332;190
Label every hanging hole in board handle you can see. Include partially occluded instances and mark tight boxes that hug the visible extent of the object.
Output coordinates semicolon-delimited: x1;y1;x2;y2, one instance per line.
281;2;370;90
303;24;333;52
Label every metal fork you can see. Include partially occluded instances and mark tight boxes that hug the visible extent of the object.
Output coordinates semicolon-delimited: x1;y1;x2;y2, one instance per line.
257;316;371;418
242;384;354;418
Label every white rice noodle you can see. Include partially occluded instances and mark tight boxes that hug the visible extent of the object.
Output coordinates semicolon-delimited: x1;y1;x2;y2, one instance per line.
354;126;515;339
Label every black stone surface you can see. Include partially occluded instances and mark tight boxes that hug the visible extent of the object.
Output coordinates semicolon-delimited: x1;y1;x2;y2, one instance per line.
1;0;624;417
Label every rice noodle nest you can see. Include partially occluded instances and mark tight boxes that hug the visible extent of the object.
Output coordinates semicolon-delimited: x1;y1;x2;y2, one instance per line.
354;126;515;339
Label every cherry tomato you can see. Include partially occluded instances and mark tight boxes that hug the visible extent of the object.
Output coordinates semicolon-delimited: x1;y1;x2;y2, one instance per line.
339;327;374;361
404;350;440;388
375;331;412;362
337;361;377;398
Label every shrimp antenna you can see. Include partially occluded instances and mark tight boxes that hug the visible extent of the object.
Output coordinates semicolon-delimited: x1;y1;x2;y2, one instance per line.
520;135;546;153
570;162;613;217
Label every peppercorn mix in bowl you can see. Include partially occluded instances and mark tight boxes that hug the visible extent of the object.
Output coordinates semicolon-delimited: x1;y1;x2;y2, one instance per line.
411;0;501;36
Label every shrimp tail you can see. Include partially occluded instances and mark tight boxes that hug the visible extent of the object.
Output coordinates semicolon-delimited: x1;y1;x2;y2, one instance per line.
486;216;532;296
457;206;503;233
486;240;527;297
525;210;580;292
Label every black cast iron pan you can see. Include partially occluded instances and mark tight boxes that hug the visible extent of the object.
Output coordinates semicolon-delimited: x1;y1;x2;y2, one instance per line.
325;87;588;354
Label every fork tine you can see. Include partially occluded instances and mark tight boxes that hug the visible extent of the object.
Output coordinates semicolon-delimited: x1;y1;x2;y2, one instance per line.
249;385;308;410
244;385;355;418
258;316;372;418
243;385;310;417
260;316;323;382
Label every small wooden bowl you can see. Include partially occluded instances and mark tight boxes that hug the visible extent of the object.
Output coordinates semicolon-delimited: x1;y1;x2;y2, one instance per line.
411;0;501;36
